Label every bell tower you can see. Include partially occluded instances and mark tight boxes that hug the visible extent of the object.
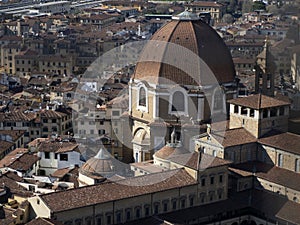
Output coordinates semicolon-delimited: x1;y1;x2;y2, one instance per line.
255;37;276;96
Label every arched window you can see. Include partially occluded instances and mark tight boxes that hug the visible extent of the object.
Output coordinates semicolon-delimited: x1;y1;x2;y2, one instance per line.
213;89;223;110
171;91;184;112
138;87;146;106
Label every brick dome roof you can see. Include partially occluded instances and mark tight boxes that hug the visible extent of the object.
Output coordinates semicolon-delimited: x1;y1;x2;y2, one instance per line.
133;12;235;86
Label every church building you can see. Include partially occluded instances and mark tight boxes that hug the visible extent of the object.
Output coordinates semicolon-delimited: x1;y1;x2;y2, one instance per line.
128;11;237;163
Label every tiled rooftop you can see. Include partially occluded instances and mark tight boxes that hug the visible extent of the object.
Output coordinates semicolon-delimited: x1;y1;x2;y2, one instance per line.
258;132;300;155
228;94;290;109
40;169;197;212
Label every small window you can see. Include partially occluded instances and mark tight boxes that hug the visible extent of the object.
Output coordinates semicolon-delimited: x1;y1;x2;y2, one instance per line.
180;199;185;208
189;196;194;207
263;109;268;118
75;219;82;225
241;106;247;115
60;154;68;161
135;208;140;218
145;206;150;216
96;217;102;225
210;176;214;185
163;202;168;212
201;178;205;186
126;211;131;221
250;109;255;117
116;212;121;223
172;91;185;112
295;159;300;172
234;105;238;113
154;204;159;214
44;152;50;159
212;150;217;157
106;215;111;225
172;200;177;210
112;111;120;116
278;153;283;167
279;107;285;116
219;175;223;183
139;87;146;106
270;108;277;117
200;193;205;203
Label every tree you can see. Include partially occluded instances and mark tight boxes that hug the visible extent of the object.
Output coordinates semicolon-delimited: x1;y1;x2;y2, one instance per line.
222;14;234;24
242;0;253;14
253;1;266;11
227;0;238;14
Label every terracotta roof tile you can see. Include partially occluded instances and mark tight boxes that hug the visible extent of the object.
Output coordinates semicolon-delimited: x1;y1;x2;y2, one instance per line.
0;148;28;168
8;153;40;172
133;18;235;86
258;132;300;155
40;169;197;213
232;162;300;191
37;141;79;153
25;217;64;225
212;127;257;148
169;152;231;170
276;200;300;224
228;94;290;109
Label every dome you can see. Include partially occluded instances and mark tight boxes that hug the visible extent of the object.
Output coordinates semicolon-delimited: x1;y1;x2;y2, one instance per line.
133;11;235;86
80;148;131;178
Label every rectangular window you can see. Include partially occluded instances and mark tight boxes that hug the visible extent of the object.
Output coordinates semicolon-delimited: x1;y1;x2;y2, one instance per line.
241;106;247;115
263;109;268;118
106;215;111;225
163;202;168;212
145;206;150;216
112;111;120;116
210;176;214;185
172;200;176;210
180;199;185;208
136;208;140;218
278;153;283;167
116;213;121;223
250;109;255;117
96;217;102;225
154;205;159;214
270;108;277;117
190;197;194;207
219;175;223;183
60;154;68;161
201;178;205;186
279;107;285;116
126;211;131;221
234;105;238;113
44;152;50;159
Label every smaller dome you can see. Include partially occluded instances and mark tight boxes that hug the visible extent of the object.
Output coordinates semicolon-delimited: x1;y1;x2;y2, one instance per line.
80;148;131;178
